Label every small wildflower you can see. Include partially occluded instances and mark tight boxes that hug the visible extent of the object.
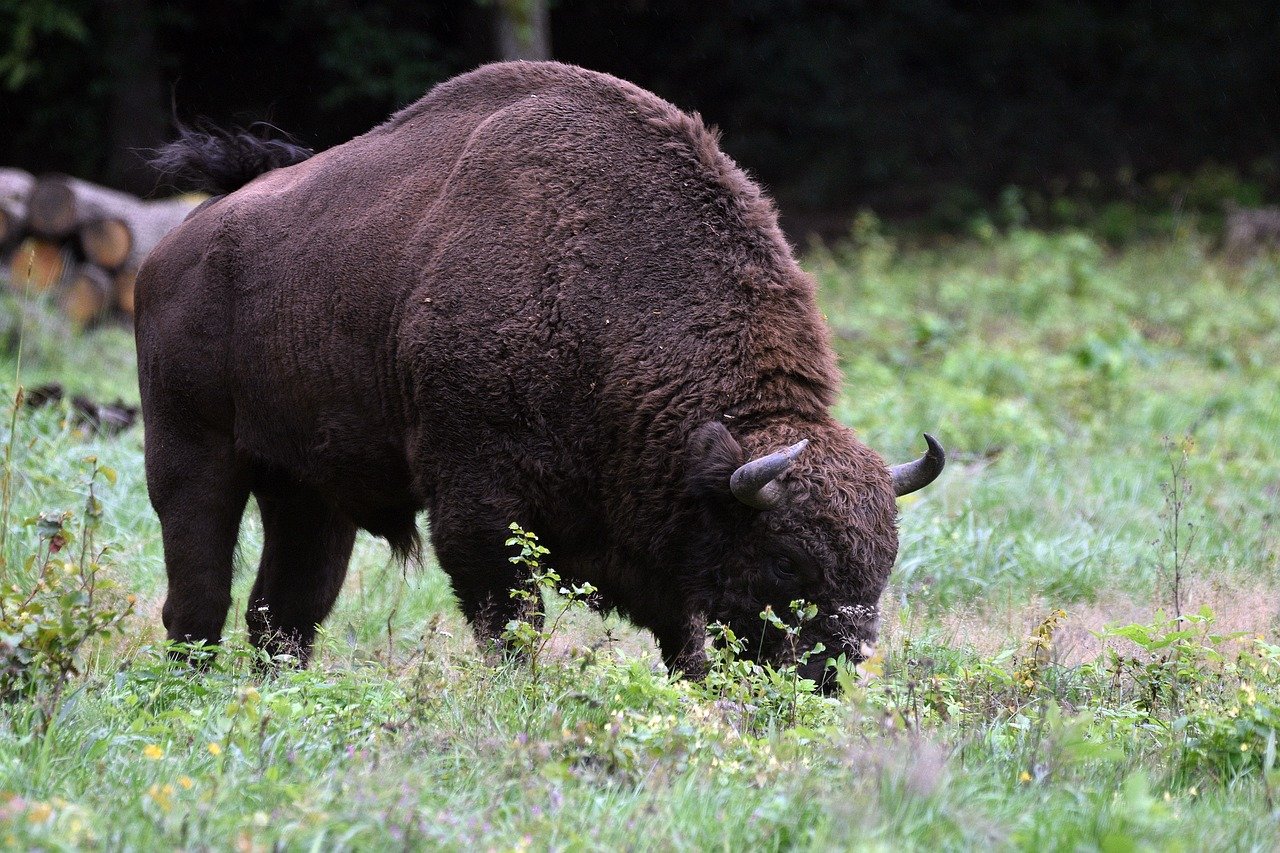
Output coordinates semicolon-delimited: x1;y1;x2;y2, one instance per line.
178;776;194;790
1241;742;1250;752
1189;786;1198;797
147;784;173;813
208;742;223;757
26;802;53;824
1019;771;1032;783
143;744;164;760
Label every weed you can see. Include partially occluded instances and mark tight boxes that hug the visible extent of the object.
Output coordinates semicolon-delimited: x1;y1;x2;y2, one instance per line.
501;523;597;682
760;599;825;726
0;432;132;730
1156;434;1199;620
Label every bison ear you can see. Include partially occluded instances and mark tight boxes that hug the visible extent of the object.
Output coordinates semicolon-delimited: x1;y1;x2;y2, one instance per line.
685;421;745;498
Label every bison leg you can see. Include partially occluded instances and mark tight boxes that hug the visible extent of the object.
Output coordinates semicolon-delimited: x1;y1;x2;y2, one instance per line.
653;615;709;681
148;428;251;654
431;525;542;655
245;487;357;664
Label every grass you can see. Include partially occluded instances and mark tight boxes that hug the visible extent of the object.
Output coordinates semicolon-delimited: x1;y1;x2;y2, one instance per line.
1;225;1278;850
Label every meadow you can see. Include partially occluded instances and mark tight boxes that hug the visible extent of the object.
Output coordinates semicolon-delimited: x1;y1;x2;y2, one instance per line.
0;220;1278;850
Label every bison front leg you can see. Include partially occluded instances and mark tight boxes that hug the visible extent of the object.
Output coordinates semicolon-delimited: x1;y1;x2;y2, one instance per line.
429;516;542;657
245;485;357;665
653;611;709;681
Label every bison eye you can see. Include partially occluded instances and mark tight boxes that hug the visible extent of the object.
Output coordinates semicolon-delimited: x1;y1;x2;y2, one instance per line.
773;557;796;579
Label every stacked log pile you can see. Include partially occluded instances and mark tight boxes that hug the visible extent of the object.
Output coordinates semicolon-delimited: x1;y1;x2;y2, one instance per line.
1;168;202;328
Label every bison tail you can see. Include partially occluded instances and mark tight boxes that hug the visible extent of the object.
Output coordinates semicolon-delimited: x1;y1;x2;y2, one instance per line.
148;121;313;196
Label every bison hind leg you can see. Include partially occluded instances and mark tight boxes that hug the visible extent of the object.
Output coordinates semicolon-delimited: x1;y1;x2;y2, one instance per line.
245;485;357;665
148;426;252;659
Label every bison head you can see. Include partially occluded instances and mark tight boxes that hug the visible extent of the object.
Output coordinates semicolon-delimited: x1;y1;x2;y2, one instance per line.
684;421;944;692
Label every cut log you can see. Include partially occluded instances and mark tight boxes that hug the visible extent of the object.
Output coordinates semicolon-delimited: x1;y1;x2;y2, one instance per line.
114;267;138;318
29;174;145;240
29;174;142;240
44;176;200;272
118;197;199;269
79;216;132;269
8;237;69;293
0;198;26;247
57;264;114;329
0;168;34;204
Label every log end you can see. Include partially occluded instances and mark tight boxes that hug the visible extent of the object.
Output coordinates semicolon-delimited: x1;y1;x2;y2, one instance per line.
26;176;77;240
8;238;68;293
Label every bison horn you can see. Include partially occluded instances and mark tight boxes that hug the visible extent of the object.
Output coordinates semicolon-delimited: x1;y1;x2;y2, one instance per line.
730;439;809;510
890;433;945;497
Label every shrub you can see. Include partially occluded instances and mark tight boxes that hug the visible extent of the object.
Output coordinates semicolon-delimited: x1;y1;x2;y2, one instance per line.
0;454;133;724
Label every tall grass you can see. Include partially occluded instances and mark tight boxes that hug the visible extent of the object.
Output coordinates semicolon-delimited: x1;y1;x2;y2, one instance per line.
0;230;1278;849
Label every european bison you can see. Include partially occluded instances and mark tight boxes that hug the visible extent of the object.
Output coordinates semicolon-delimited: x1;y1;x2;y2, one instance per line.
138;61;943;689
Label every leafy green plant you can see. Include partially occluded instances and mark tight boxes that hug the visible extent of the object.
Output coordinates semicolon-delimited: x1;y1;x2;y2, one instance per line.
702;600;832;734
1097;607;1280;785
1156;434;1199;620
760;599;826;727
501;523;597;682
0;455;132;726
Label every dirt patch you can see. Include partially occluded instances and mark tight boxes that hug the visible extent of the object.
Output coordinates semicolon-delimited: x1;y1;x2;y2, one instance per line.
882;575;1280;665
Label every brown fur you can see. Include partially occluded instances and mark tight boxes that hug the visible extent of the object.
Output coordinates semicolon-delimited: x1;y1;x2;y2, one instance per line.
137;62;927;685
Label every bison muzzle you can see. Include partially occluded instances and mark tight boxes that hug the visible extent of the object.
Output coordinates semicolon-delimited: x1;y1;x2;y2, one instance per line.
137;61;944;691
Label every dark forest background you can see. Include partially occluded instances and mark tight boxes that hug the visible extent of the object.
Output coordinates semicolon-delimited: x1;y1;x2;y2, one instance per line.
3;0;1278;237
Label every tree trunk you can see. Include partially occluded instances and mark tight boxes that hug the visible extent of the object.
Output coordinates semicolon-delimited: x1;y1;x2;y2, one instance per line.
494;0;551;61
103;0;166;195
119;197;199;268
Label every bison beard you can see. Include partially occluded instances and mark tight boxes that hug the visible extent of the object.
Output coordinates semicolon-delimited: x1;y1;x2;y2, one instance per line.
137;61;943;691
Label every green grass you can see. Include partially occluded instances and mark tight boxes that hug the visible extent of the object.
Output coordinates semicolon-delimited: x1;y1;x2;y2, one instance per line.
1;227;1279;850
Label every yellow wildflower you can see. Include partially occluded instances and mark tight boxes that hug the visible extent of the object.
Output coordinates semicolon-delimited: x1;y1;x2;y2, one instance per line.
1019;771;1032;783
143;744;164;760
147;784;173;813
208;742;223;757
26;802;53;824
178;776;194;790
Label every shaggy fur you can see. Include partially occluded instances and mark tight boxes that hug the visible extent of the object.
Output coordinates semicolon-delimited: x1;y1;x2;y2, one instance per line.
137;61;936;685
